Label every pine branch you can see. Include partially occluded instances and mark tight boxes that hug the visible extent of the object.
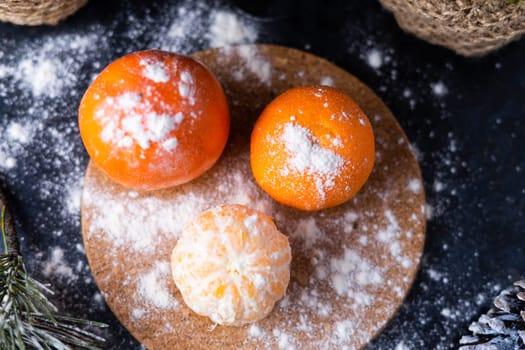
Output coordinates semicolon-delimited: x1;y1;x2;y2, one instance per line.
0;189;19;256
0;186;108;349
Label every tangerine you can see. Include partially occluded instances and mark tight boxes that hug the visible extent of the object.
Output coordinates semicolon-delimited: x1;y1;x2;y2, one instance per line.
78;50;230;191
171;204;291;326
250;85;375;211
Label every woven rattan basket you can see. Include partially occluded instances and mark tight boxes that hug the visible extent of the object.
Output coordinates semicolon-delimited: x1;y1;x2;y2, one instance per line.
379;0;525;56
0;0;88;25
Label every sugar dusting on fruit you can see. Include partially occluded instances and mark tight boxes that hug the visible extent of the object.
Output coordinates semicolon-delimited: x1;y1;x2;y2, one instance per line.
95;92;184;150
95;93;184;152
140;59;170;83
280;123;344;200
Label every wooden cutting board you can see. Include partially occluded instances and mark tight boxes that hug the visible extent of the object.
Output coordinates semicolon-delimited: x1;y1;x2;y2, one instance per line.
81;44;426;350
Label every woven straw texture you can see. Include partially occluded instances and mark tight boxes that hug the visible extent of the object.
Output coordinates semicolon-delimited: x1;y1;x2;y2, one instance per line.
379;0;525;56
0;0;88;25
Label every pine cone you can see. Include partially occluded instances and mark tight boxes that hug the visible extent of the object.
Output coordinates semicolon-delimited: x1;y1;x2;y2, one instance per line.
459;280;525;349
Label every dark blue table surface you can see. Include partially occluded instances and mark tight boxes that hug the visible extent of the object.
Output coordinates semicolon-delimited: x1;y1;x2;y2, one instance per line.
0;0;524;349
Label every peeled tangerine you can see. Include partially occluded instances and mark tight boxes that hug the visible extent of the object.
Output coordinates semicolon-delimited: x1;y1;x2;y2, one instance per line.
78;50;230;191
171;204;291;326
250;85;375;211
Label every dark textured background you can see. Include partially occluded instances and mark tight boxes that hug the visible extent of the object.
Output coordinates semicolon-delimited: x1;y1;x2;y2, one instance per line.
0;0;524;348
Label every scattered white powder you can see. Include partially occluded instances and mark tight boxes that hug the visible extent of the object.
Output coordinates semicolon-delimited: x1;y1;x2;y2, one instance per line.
395;341;411;350
440;307;453;318
281;123;344;198
208;11;258;48
291;217;323;249
132;308;146;319
178;71;196;104
328;248;383;297
320;76;335;86
3;33;101;99
7;122;32;144
159;1;258;55
137;262;178;310
231;45;272;84
96;94;184;151
433;180;445;192
84;189;208;252
248;324;264;338
93;292;103;304
273;329;296;350
427;268;443;281
0;155;16;170
43;247;77;282
366;48;383;69
407;178;422;193
140;59;170;83
334;320;355;342
18;58;60;97
431;81;448;96
0;121;37;170
162;138;179;151
65;180;82;217
282;123;343;174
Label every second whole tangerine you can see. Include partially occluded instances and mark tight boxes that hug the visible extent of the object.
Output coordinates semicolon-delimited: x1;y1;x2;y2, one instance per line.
250;85;375;211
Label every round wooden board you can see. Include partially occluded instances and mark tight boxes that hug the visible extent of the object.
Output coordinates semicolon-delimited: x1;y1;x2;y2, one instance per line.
81;44;426;350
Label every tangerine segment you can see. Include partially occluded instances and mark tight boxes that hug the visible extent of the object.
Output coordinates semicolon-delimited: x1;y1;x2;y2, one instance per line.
171;204;291;326
78;50;230;191
250;85;375;211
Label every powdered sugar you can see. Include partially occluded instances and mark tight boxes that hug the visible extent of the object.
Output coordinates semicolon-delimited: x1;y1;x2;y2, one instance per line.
366;49;383;69
282;123;344;176
140;59;170;83
96;94;184;152
320;76;335;87
158;1;259;55
208;10;258;48
328;248;383;296
273;329;297;350
249;324;264;338
291;217;323;249
231;45;272;84
18;58;61;97
42;247;77;282
407;178;422;193
281;123;344;198
84;188;209;253
137;262;179;309
7;121;33;144
431;81;448;97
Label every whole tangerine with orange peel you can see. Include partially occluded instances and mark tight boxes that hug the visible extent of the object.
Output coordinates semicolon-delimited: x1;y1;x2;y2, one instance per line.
78;50;230;191
171;204;291;326
250;85;375;211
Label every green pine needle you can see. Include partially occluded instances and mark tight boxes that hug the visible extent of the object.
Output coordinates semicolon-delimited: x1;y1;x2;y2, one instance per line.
0;202;108;349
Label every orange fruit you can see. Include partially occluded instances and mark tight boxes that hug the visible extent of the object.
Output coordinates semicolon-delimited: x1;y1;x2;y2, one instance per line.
171;204;291;326
250;85;375;211
78;50;230;191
